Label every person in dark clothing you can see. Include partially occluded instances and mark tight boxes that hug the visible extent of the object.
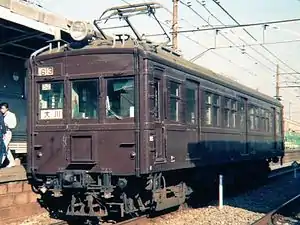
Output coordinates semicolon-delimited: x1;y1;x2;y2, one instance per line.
0;113;6;167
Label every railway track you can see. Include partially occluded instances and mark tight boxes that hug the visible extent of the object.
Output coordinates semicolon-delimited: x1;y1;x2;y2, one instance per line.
252;194;300;225
50;215;148;225
46;167;299;225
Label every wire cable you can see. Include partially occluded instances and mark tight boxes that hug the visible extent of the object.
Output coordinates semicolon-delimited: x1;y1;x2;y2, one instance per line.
210;0;300;79
179;0;276;73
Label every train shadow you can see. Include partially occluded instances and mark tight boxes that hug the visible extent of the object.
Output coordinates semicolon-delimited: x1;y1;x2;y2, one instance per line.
184;140;295;215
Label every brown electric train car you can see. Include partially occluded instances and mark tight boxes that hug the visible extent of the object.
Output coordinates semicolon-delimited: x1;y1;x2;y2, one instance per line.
26;3;284;224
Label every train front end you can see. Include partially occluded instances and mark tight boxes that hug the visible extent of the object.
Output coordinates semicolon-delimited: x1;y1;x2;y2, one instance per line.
26;20;146;222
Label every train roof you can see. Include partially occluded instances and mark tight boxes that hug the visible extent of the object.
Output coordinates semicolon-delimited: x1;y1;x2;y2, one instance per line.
35;2;282;107
38;35;281;107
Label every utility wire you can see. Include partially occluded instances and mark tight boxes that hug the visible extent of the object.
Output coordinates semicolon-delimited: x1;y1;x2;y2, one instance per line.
119;0;260;77
159;19;258;77
211;0;300;80
179;0;275;73
214;39;300;49
196;0;280;73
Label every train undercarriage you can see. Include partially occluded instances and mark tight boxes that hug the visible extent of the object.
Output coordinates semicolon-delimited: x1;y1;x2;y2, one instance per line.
30;159;275;225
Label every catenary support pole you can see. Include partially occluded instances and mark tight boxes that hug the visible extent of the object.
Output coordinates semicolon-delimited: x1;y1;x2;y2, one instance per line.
172;0;179;50
219;174;223;209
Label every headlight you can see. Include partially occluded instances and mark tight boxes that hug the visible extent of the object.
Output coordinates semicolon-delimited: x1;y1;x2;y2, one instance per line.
70;21;94;41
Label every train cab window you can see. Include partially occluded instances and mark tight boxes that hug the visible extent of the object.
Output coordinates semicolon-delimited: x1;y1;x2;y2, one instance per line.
169;81;180;121
39;82;64;120
71;80;98;119
106;77;134;119
205;92;212;125
185;81;198;124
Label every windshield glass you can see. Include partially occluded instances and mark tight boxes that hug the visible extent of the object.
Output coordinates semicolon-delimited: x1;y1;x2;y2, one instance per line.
106;77;134;119
71;79;98;119
39;82;64;120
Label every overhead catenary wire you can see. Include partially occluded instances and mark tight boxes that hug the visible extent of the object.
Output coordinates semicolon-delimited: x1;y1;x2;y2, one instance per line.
211;0;300;79
181;0;298;100
173;17;300;34
208;0;300;102
196;0;282;74
179;0;276;73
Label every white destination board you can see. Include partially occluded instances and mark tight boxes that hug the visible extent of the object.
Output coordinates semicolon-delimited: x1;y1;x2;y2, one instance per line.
40;109;63;120
38;67;54;76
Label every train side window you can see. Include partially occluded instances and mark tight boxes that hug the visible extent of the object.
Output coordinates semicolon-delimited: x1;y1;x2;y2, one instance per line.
212;94;220;126
239;101;245;129
260;109;265;131
249;106;255;130
169;81;181;121
106;77;134;119
185;81;198;124
39;82;64;120
224;98;230;128
205;92;212;125
254;108;260;130
276;112;281;134
231;100;237;128
265;111;270;132
153;79;160;119
269;111;274;132
71;80;98;119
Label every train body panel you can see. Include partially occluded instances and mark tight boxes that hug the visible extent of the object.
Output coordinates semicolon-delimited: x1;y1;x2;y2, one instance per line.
28;48;284;177
25;3;284;223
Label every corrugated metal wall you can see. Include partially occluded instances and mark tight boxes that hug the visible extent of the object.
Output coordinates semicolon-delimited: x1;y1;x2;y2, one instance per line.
0;54;26;139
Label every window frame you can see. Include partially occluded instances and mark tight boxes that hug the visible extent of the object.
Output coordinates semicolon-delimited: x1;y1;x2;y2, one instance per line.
231;99;238;128
104;76;135;123
185;80;198;125
224;97;231;128
167;79;182;123
276;111;281;135
203;91;220;127
70;78;100;122
204;91;213;126
36;80;65;123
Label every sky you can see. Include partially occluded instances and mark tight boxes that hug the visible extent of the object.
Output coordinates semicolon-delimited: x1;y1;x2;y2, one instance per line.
40;0;300;121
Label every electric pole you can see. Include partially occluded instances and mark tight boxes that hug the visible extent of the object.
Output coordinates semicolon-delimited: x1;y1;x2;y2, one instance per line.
275;64;280;100
172;0;179;50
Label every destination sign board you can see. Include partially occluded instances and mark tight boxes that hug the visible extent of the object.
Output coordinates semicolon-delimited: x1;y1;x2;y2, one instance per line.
40;109;63;120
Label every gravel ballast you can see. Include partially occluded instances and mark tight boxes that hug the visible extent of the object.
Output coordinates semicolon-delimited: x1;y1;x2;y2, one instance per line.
8;172;300;225
150;174;300;225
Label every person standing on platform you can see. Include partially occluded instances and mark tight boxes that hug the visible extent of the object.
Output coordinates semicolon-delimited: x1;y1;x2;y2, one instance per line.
0;112;6;167
0;102;17;168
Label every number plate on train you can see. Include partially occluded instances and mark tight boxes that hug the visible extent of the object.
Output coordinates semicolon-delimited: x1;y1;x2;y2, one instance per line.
38;67;54;76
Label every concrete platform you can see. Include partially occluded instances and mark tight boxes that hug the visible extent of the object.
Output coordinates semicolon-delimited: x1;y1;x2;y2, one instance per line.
0;165;27;183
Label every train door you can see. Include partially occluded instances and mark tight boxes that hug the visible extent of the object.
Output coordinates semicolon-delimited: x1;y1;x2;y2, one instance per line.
240;97;249;155
151;68;167;163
